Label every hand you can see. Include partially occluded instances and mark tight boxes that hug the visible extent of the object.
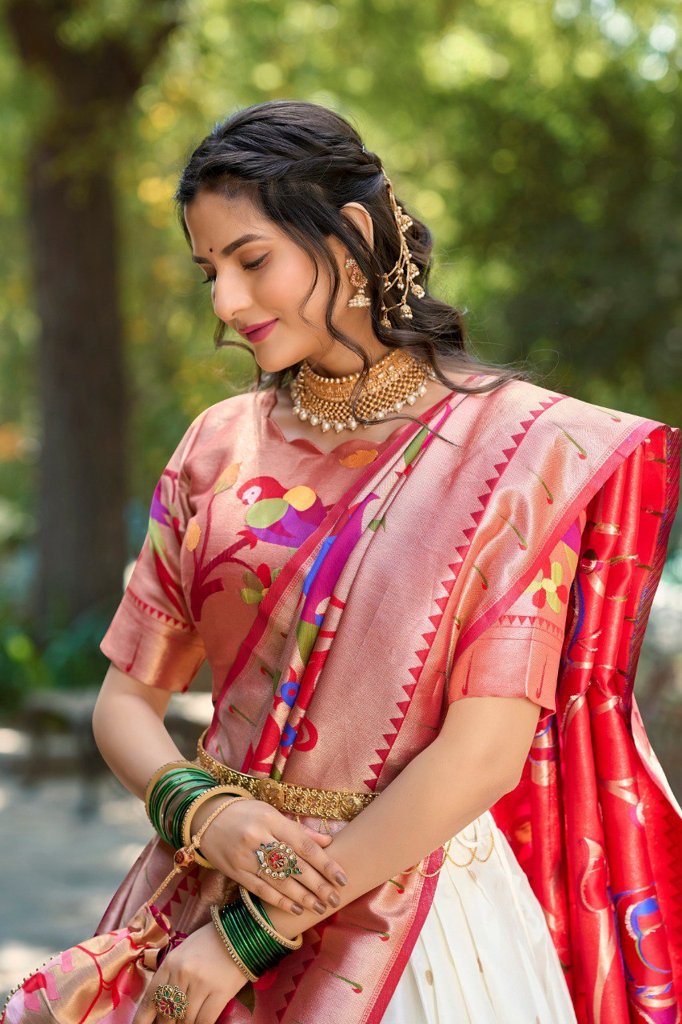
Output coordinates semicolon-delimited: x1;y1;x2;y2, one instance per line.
132;921;246;1024
193;795;348;918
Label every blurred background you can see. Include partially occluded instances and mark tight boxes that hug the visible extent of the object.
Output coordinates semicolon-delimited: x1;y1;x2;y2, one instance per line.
0;0;680;998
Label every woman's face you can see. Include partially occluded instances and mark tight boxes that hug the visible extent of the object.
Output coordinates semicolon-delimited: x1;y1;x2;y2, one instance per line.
183;190;388;377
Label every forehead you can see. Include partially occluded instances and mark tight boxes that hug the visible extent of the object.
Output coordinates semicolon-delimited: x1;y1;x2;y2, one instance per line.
184;191;274;245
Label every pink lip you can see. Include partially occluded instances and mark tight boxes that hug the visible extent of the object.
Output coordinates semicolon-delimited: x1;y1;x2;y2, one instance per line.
241;319;278;342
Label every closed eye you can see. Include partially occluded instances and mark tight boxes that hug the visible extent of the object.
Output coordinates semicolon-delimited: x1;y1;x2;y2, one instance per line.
243;254;269;271
201;253;269;284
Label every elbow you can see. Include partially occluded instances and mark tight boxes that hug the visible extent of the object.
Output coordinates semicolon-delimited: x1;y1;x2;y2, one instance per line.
498;765;523;797
475;754;524;804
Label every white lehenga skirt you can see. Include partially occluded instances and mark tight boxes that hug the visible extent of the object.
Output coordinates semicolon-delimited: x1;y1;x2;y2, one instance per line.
381;810;578;1024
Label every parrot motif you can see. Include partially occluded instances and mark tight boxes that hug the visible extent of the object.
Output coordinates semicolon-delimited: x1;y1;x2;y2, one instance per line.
236;475;331;548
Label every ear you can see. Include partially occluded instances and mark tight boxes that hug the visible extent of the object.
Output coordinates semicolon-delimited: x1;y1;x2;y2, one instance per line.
340;202;374;253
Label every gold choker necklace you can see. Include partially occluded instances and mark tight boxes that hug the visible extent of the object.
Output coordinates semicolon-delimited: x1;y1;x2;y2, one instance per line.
289;348;437;434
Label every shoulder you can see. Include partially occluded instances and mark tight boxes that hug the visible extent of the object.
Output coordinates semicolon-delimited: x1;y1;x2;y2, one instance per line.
157;390;266;479
472;375;655;440
191;389;262;436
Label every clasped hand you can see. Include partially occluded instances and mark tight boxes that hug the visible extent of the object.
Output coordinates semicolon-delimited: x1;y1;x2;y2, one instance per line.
132;797;349;1024
197;794;347;916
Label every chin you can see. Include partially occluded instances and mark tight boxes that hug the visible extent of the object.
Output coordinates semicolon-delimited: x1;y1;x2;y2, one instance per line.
256;343;310;376
254;352;292;375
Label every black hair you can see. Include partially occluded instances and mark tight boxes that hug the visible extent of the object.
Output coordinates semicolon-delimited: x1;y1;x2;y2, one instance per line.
174;99;525;441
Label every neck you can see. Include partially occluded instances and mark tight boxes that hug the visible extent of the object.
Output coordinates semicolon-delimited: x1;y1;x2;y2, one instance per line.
306;341;395;379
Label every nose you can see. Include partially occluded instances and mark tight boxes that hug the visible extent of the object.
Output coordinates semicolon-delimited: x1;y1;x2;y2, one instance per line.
211;271;252;328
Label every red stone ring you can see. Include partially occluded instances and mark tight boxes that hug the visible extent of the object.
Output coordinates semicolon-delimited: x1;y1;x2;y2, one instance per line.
255;839;303;880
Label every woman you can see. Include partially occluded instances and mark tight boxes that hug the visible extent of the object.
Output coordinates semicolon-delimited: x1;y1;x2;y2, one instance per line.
4;100;680;1024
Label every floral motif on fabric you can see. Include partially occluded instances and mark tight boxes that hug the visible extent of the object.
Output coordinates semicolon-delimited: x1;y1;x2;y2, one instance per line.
525;557;568;613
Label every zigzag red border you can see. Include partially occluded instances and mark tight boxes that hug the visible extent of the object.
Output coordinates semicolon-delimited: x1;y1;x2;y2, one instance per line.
362;394;564;792
275;931;324;1021
126;587;195;632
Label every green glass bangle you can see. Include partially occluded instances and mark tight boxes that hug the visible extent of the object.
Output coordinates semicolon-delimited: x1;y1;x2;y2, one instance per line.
223;907;273;975
219;902;264;972
218;905;255;968
228;907;263;968
153;778;207;840
168;791;206;848
251;892;275;928
150;774;215;844
150;769;217;815
218;899;287;976
150;766;216;802
152;771;213;814
149;771;209;828
165;783;216;848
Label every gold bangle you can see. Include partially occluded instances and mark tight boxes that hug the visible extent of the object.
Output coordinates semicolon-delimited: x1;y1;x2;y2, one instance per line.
238;885;303;950
184;796;245;868
143;759;213;819
210;904;259;982
181;784;254;866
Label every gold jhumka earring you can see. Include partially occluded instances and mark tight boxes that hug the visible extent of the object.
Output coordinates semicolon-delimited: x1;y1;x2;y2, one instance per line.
343;172;426;326
289;164;434;435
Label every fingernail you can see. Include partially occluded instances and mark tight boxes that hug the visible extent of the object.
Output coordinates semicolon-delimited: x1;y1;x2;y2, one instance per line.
314;900;325;913
335;872;348;886
328;892;340;907
291;903;304;915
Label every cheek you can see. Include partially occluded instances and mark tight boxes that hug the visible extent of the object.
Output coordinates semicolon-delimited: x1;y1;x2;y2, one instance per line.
271;252;342;322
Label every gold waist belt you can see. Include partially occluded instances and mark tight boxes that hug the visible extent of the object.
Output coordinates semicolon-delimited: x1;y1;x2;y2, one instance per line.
196;728;375;822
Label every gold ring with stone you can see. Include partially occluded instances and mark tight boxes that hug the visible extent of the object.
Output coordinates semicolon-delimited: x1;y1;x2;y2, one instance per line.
255;839;302;880
153;983;189;1021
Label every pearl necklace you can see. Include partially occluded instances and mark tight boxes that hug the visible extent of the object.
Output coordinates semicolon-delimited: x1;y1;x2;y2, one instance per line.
289;348;438;434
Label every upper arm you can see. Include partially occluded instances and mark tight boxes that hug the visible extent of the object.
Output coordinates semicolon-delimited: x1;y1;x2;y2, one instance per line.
447;511;585;714
441;513;586;789
98;413;208;694
440;694;541;791
96;662;174;720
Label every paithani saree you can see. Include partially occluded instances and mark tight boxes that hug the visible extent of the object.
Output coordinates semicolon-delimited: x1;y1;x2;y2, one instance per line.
4;377;680;1024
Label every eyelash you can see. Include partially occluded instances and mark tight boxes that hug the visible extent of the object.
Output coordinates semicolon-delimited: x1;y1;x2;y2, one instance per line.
201;254;268;284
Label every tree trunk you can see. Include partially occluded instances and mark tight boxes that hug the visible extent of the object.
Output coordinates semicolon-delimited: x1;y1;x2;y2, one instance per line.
5;1;179;638
29;134;128;633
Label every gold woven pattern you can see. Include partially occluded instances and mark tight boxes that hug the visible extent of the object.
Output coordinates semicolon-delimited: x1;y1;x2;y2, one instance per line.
196;728;374;821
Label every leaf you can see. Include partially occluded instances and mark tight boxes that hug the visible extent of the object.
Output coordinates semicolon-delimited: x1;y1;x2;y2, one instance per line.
184;519;201;551
214;462;241;493
241;569;263;589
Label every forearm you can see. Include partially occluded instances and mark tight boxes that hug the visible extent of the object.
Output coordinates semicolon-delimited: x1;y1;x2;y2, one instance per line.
92;675;245;836
92;684;183;801
262;734;514;940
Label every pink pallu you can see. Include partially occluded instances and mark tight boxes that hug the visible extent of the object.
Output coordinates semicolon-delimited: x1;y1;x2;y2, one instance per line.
5;378;681;1024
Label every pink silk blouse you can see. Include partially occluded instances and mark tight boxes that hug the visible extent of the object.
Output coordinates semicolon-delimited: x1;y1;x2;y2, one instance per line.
100;387;584;716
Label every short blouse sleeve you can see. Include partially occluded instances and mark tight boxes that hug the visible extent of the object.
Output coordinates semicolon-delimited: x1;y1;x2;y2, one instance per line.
447;511;586;713
99;410;209;692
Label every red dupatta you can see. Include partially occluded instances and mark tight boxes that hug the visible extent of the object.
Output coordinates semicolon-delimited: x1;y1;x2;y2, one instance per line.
488;422;682;1024
197;378;680;1023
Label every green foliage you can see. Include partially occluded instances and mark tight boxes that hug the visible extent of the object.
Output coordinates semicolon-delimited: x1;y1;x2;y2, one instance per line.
0;603;111;712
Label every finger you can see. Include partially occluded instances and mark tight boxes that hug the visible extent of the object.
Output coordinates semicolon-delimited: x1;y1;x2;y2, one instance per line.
195;993;231;1024
306;828;334;846
248;873;310;917
287;828;348;891
181;983;200;1024
266;872;331;916
288;856;341;912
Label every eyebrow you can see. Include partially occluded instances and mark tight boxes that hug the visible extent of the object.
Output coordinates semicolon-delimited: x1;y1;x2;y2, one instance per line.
191;233;268;264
